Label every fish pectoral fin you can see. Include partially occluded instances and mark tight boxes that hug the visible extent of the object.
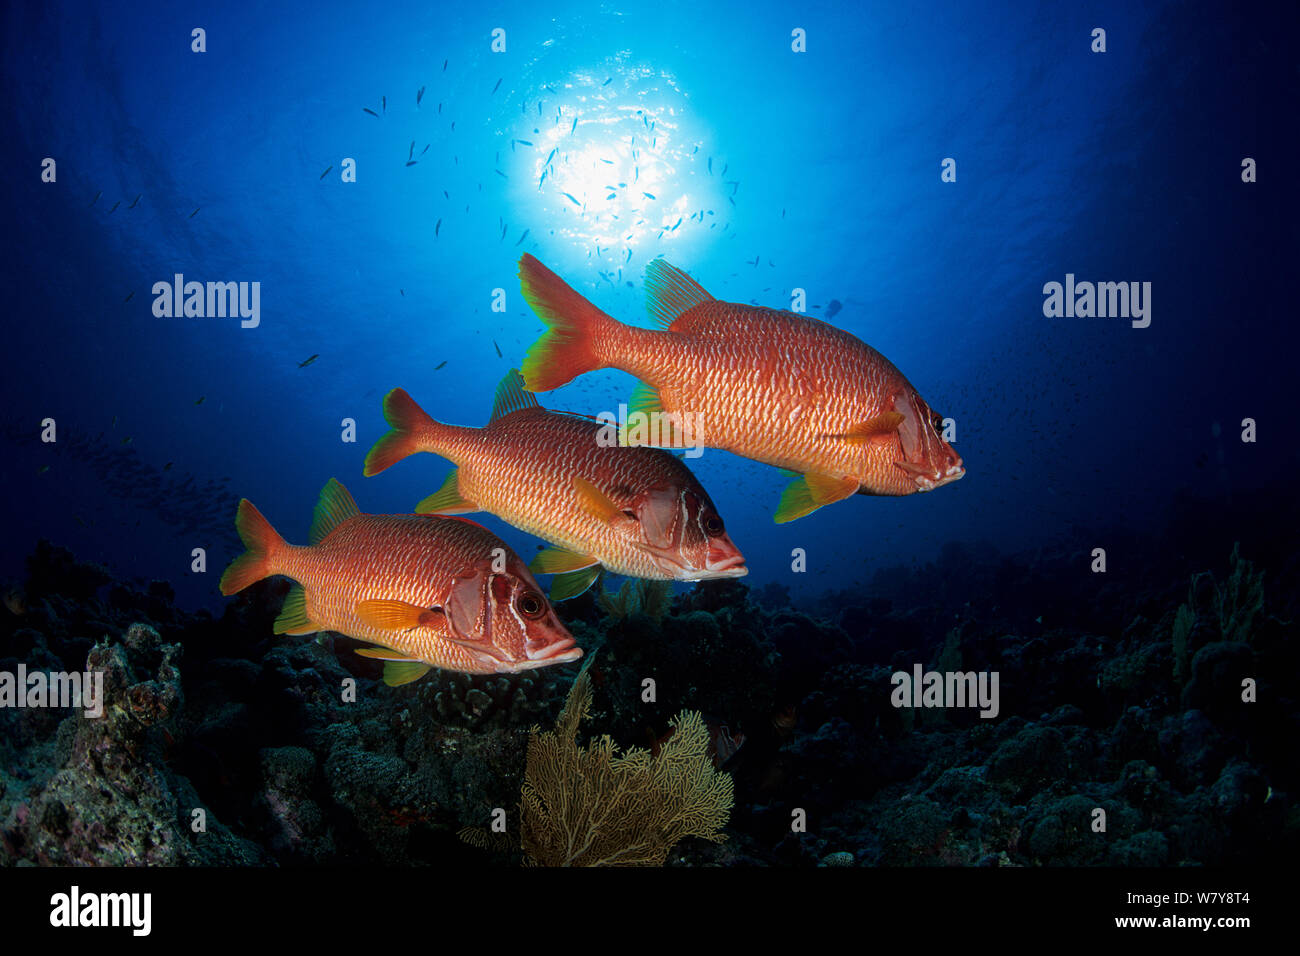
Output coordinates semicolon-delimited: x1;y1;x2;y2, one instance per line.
416;469;478;515
274;585;318;635
355;599;445;631
774;473;859;524
531;545;601;575
835;412;906;445
572;477;628;525
549;565;603;602
383;661;433;686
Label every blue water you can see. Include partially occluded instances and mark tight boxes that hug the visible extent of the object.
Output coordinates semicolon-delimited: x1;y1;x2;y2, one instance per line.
1;0;1293;609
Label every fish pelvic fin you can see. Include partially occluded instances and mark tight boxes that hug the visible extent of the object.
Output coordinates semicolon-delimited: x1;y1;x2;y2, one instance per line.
416;469;478;515
549;565;603;601
383;661;434;686
519;253;618;391
219;499;289;594
364;388;442;476
774;473;859;524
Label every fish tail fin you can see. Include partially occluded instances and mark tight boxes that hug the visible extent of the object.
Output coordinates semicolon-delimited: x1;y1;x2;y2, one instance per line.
220;500;288;594
519;253;619;391
365;388;444;476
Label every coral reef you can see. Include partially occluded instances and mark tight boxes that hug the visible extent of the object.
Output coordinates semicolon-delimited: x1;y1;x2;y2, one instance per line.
1;515;1295;867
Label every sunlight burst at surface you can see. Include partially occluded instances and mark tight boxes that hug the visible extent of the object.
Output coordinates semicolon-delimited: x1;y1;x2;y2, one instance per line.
506;63;723;272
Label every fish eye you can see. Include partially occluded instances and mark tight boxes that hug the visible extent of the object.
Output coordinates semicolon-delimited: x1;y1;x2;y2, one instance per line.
516;590;547;620
931;412;945;431
703;515;725;536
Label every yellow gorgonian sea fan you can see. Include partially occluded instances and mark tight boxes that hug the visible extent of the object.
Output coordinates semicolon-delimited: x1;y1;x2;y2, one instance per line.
519;656;733;866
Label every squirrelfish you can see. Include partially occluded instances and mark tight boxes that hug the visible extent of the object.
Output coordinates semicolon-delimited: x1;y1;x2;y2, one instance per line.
219;478;580;683
518;254;964;522
363;370;746;600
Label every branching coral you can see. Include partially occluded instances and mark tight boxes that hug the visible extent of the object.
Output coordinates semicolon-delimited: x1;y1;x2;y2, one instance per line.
518;657;733;866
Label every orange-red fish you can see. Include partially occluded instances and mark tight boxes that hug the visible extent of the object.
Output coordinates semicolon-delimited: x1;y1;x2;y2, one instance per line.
219;478;580;683
518;254;964;522
364;370;746;600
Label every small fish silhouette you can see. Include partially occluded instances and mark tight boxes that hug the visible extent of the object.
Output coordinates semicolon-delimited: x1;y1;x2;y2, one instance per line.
320;166;332;179
298;354;319;368
363;107;378;117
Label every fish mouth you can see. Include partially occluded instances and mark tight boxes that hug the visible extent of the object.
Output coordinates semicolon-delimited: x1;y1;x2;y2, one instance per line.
896;459;965;492
524;636;583;664
651;548;748;581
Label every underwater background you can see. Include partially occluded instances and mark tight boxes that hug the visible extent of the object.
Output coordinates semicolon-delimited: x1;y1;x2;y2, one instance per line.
0;0;1295;868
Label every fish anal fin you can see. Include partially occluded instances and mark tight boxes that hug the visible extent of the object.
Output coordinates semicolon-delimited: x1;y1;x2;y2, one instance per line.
621;382;687;447
531;546;601;575
416;469;478;515
274;584;317;635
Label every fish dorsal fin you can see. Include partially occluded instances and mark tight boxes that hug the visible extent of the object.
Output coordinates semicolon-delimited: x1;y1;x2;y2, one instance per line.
490;368;541;422
644;259;713;329
310;478;361;544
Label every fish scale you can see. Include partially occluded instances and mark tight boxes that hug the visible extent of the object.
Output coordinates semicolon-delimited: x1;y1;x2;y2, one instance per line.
279;513;495;672
418;407;704;579
626;304;921;495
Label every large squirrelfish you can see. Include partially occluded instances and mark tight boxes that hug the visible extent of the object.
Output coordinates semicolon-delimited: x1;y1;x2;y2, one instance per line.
219;478;580;683
518;254;965;522
363;369;746;600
